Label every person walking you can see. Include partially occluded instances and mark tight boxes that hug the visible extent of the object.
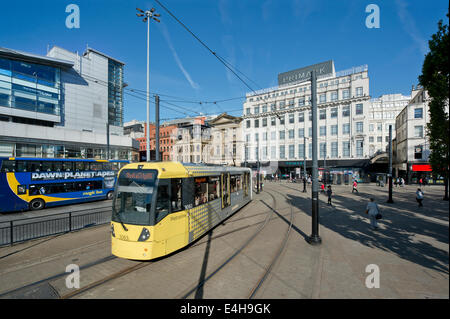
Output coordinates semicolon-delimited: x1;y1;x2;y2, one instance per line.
302;176;307;192
365;198;380;230
352;180;359;193
326;185;333;206
419;178;423;187
416;188;424;207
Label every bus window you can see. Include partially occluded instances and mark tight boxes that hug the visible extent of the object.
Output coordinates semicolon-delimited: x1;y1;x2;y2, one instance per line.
75;161;87;171
208;176;220;201
171;179;182;212
194;177;208;206
27;161;42;172
41;161;53;172
102;162;112;171
90;162;102;171
53;161;63;172
1;160;16;172
16;161;27;172
62;161;73;171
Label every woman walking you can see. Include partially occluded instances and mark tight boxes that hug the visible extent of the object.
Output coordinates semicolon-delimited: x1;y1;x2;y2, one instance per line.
365;198;380;230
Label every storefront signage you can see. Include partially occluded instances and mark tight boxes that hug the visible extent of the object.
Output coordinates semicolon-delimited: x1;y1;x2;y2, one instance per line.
278;60;333;86
411;164;432;172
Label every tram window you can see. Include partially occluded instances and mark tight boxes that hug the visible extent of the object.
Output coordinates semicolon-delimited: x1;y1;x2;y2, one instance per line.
75;161;87;171
41;161;53;172
16;161;27;172
171;179;182;212
27;161;42;172
1;160;15;172
194;177;208;206
53;162;63;172
208;176;220;201
230;175;237;193
90;162;103;171
237;175;242;190
155;185;170;222
62;161;73;172
102;162;112;170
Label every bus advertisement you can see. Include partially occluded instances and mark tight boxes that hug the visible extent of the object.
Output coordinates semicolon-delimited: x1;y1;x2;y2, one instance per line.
0;157;129;213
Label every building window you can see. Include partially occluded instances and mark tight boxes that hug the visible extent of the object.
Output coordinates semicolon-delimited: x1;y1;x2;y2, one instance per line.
342;105;350;117
279;115;285;125
414;108;423;119
262;118;267;127
262;104;268;113
320;143;326;158
298;144;305;158
356;122;364;133
342;123;350;134
298;128;304;138
343;141;350;157
369;124;374;132
246;120;251;128
279;130;285;140
255;133;259;142
331;125;338;135
280;145;285;159
289;113;294;124
342;89;350;99
246;108;251;115
298;97;305;106
320;126;326;136
288;129;295;139
271;117;276;126
319;94;326;104
414;125;423;138
369;136;374;142
356;87;363;97
377;136;382;142
308;127;312;137
330;91;338;101
319;109;326;120
254;106;260;114
289;145;295;158
254;119;259;128
271;131;276;140
330;107;338;118
355;103;363;115
414;145;423;159
271;146;276;158
270;103;276;111
298;112;304;122
377;123;382;131
356;140;364;157
331;142;338;158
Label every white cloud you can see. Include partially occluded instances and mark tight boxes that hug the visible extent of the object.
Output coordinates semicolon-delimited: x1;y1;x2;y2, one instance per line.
395;0;428;56
158;22;200;90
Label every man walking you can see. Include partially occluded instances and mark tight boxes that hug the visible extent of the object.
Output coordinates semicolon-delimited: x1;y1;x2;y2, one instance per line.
326;185;332;206
416;188;424;207
365;198;380;230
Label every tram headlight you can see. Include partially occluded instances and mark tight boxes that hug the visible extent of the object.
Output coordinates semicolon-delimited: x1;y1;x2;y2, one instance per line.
138;228;150;242
111;224;115;237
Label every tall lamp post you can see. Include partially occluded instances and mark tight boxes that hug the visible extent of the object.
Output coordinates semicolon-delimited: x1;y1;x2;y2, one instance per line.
136;7;160;162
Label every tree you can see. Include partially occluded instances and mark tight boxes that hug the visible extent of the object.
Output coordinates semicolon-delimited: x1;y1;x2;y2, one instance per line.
419;9;449;200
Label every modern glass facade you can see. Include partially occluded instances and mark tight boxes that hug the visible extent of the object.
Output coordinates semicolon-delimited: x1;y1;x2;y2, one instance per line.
107;59;123;127
0;57;61;116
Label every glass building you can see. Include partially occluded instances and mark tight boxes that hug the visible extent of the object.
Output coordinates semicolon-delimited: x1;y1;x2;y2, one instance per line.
0;46;138;161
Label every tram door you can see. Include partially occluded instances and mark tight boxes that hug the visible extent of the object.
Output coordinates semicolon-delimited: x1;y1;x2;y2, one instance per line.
221;173;231;208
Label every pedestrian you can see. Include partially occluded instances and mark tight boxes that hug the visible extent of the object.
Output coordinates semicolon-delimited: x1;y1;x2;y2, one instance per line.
365;198;380;230
419;178;423;187
326;185;332;205
394;178;398;187
303;176;307;192
416;188;424;207
321;182;325;193
400;177;405;187
352;180;359;193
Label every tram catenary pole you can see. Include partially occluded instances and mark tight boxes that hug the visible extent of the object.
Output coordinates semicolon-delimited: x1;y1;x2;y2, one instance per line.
307;69;322;245
387;124;394;203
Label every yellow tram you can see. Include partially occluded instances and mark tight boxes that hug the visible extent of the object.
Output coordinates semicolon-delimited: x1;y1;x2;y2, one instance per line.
111;162;252;260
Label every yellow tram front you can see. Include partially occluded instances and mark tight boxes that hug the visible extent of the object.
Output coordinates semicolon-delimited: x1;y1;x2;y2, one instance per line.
111;162;252;260
111;162;189;260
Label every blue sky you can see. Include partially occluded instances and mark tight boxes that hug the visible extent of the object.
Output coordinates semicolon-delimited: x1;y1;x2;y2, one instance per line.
0;0;448;123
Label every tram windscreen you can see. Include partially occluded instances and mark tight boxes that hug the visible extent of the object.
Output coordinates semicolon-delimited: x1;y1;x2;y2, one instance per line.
112;169;157;226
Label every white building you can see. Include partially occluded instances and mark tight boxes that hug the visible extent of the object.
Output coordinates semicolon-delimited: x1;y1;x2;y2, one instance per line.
0;46;138;160
368;93;410;156
208;113;243;166
242;60;371;180
394;86;433;183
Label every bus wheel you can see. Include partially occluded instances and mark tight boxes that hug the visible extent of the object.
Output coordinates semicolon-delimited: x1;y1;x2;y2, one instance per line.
107;191;114;200
30;199;45;211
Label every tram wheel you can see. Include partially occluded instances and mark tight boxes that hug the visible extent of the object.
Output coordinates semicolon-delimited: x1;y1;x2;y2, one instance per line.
29;198;45;211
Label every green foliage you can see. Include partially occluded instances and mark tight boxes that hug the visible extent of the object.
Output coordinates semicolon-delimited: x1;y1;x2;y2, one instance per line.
418;10;449;178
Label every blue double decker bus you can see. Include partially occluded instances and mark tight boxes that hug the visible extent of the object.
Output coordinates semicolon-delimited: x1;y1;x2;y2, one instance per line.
0;157;129;212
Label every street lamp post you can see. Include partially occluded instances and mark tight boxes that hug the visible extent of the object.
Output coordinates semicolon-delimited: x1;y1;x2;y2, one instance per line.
136;7;160;162
303;136;309;192
307;69;321;245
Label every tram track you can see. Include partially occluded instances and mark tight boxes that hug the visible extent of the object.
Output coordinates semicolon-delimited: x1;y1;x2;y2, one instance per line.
177;187;295;299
